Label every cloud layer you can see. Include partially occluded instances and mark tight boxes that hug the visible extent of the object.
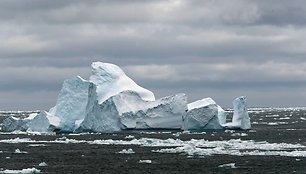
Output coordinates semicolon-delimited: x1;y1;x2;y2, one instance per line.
1;0;306;110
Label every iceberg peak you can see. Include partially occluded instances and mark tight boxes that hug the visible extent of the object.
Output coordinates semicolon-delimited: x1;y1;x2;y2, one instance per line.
89;62;155;103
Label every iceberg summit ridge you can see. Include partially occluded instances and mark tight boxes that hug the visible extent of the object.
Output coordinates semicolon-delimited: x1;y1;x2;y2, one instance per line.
1;62;251;133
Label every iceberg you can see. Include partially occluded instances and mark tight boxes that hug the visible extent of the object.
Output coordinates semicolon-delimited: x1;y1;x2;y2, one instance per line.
48;62;155;132
90;62;155;103
1;113;37;132
224;96;251;130
28;111;62;132
183;98;224;130
76;83;122;133
50;76;90;132
0;61;251;133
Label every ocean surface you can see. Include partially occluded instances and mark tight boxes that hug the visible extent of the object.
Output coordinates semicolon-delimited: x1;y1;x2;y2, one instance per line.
0;108;305;173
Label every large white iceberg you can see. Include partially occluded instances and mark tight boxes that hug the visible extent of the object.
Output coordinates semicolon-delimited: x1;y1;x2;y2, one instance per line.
183;98;225;130
90;62;155;103
48;62;155;132
28;111;62;132
224;96;251;130
0;61;251;133
50;76;90;132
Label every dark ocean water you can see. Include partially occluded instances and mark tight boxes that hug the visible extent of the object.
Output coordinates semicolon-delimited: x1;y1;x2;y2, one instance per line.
0;108;305;173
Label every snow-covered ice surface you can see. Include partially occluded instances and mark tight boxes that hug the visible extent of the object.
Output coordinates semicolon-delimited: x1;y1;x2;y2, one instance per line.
90;62;155;103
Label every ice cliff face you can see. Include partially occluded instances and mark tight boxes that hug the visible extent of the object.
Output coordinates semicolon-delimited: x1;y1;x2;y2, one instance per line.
90;62;155;103
117;92;188;129
50;76;90;132
76;83;122;133
77;89;187;132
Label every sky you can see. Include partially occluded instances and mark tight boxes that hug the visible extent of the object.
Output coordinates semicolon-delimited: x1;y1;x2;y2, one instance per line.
1;0;306;110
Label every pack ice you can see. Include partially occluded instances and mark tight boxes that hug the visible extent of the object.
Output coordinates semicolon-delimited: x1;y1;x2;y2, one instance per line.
0;62;250;133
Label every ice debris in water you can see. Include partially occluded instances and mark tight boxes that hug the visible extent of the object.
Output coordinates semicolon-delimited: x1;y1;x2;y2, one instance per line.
38;162;48;167
139;160;152;164
0;168;40;174
118;148;135;154
14;149;27;154
218;163;236;169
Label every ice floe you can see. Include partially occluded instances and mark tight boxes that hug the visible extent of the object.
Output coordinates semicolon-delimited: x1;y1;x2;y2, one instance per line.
118;148;135;154
0;137;306;158
0;168;40;174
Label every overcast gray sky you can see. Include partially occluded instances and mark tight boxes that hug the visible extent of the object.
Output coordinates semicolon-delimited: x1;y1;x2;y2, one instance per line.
1;0;306;110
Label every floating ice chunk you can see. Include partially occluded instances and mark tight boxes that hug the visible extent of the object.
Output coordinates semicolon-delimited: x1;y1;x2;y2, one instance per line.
28;111;62;132
14;149;27;154
224;96;251;130
76;83;122;133
118;148;135;154
125;135;135;139
38;162;48;167
50;76;90;132
218;163;236;169
0;168;40;174
184;98;225;130
267;122;278;126
139;160;152;164
231;133;248;137
90;62;155;103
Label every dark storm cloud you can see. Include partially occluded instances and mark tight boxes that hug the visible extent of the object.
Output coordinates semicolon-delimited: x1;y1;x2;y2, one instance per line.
1;0;306;110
